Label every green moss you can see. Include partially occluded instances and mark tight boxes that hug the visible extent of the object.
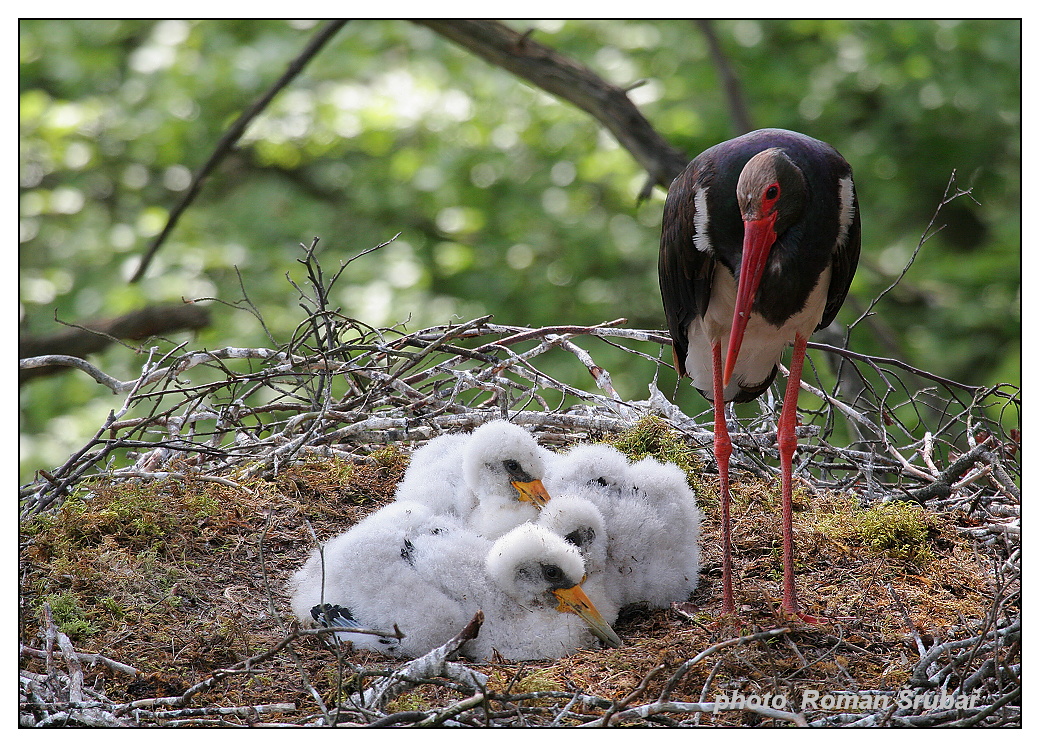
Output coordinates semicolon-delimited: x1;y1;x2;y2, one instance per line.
24;480;222;559
603;415;703;484
42;592;99;640
820;499;934;566
386;690;435;713
855;502;934;565
97;596;125;618
512;670;563;694
370;444;408;471
21;477;229;644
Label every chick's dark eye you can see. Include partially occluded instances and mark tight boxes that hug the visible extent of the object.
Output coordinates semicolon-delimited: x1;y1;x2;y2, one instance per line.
503;459;521;473
542;564;562;582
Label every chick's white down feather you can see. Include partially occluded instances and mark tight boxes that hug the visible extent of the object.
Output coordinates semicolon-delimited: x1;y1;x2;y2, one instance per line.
290;429;698;662
544;443;633;499
392;433;472;516
629;458;703;597
289;507;617;661
288;501;481;658
395;420;552;539
535;491;618;624
545;444;702;609
474;523;612;661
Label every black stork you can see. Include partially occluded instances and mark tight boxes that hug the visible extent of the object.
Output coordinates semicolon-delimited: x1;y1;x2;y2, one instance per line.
658;128;861;622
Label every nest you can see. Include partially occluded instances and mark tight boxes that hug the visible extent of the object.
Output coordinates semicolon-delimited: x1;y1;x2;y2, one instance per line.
19;239;1020;727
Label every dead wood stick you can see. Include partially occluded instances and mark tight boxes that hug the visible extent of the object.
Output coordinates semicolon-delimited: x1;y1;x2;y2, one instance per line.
349;611;486;713
20;645;139;678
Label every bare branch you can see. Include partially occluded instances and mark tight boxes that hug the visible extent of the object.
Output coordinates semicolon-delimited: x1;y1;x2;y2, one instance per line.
20;355;128;394
347;611;486;716
19;304;211;385
414;20;690;190
694;20;754;134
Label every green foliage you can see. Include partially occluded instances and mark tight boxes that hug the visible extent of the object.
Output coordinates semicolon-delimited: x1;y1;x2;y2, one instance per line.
370;444;409;471
19;20;1020;481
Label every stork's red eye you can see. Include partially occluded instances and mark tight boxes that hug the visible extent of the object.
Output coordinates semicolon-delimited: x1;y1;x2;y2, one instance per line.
765;184;779;201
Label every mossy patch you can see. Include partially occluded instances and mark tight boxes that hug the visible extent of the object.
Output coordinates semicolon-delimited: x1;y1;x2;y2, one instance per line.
602;415;704;483
819;499;935;566
19;451;405;658
41;592;99;640
23;480;221;560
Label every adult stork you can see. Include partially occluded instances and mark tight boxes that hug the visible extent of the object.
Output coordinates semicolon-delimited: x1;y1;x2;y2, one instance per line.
658;128;860;622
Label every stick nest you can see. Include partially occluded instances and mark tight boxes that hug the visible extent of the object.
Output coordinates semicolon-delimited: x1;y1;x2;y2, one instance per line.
19;239;1020;727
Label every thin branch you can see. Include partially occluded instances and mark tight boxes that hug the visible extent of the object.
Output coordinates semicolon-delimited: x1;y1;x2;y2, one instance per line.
347;611;486;715
20;355;129;394
850;171;976;331
129;20;349;282
694;20;754;134
20;646;139;678
20;303;211;386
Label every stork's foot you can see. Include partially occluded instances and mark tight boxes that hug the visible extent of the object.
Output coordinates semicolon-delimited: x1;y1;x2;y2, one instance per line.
781;608;826;625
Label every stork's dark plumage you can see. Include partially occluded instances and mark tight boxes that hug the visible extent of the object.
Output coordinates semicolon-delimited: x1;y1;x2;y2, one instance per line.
659;128;860;621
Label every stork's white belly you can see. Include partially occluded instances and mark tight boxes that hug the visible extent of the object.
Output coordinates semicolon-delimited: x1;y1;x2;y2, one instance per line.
685;265;831;401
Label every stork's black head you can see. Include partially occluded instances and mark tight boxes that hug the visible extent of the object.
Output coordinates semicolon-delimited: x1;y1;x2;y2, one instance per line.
724;147;809;387
735;147;807;234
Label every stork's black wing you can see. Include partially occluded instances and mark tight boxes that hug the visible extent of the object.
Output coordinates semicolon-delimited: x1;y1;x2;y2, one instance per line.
658;158;716;378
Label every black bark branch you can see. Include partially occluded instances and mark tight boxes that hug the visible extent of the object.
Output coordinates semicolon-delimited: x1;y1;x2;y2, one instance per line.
414;20;691;190
19;304;211;385
694;20;754;135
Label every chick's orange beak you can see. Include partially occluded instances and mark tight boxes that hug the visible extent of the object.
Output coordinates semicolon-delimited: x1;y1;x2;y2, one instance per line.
512;478;551;508
552;584;622;648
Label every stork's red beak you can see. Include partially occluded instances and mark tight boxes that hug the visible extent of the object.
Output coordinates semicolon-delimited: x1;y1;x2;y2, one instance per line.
723;214;778;387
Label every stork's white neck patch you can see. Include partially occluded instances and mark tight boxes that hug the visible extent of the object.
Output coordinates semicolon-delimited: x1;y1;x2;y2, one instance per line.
835;176;855;248
693;186;711;253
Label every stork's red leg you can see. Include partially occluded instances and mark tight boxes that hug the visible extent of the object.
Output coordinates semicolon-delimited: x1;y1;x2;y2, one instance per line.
712;340;735;615
777;333;813;622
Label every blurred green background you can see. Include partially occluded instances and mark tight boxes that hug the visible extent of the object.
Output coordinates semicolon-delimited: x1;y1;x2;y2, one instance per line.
19;20;1021;482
